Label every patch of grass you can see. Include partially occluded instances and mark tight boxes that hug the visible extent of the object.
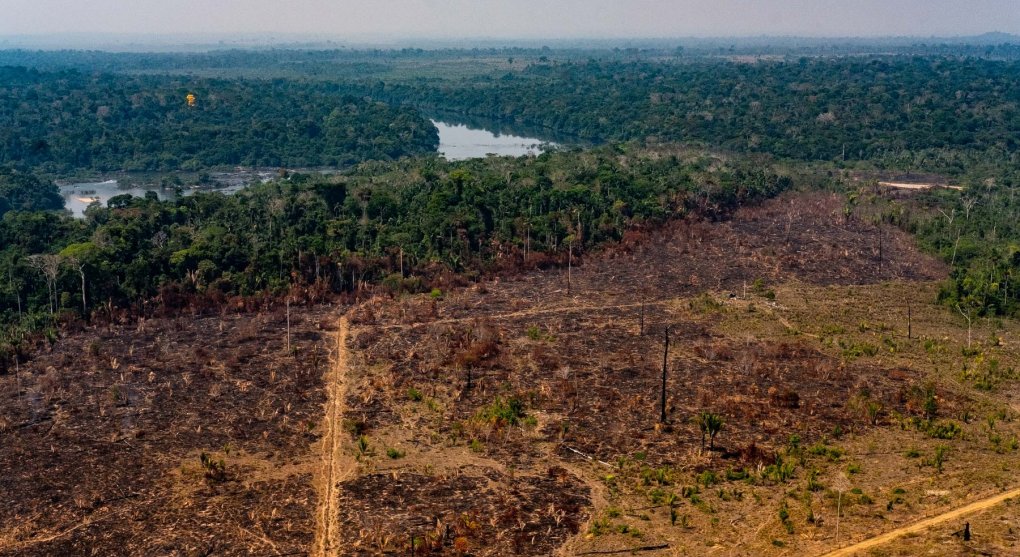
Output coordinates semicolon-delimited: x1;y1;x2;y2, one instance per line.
761;455;796;483
839;339;879;361
725;467;749;481
932;444;950;474
588;517;611;536
697;470;720;487
386;447;405;459
923;338;944;355
923;420;962;440
807;469;825;492
778;502;794;534
808;443;844;461
525;325;554;341
356;435;371;455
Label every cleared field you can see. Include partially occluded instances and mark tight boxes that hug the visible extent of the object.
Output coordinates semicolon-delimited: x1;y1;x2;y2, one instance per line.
3;191;1018;555
0;306;339;556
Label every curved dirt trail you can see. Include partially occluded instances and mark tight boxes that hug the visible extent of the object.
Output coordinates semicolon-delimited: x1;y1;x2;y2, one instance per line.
821;488;1020;556
312;316;356;557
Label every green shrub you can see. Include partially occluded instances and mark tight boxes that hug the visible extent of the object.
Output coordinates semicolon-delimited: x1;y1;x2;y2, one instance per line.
475;396;527;428
697;470;719;487
199;452;227;482
925;420;962;440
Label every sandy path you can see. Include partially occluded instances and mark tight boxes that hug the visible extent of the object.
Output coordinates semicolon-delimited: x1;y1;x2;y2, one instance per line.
311;316;356;557
821;488;1020;556
878;181;963;191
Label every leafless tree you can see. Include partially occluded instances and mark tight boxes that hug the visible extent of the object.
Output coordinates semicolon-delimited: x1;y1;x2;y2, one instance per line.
62;255;88;315
28;254;61;314
660;325;673;424
955;303;974;349
962;197;977;222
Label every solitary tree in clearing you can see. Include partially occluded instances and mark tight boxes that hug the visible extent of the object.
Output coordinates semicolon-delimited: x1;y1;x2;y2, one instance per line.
696;411;724;450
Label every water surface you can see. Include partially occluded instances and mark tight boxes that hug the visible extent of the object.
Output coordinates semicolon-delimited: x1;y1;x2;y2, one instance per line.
60;179;250;218
434;120;553;160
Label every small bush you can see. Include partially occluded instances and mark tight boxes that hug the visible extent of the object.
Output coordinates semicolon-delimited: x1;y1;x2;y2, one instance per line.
761;455;796;483
931;445;950;473
697;470;719;487
476;396;527;428
807;469;825;492
839;339;878;360
200;452;226;482
726;468;749;481
925;420;962;440
588;518;611;536
778;503;793;534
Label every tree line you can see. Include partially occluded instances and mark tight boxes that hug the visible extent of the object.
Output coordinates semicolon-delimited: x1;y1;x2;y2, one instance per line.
0;146;792;370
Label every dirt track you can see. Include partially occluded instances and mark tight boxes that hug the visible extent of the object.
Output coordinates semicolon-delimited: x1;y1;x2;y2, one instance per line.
313;316;355;557
821;488;1020;556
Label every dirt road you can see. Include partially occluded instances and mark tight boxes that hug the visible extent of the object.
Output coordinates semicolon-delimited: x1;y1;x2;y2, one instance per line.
821;488;1020;556
312;316;355;557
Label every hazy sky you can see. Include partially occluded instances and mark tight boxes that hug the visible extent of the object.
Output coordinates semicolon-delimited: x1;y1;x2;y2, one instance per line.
1;0;1018;39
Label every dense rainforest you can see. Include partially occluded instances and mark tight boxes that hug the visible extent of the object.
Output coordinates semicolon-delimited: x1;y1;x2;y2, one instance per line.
0;66;438;172
344;57;1020;174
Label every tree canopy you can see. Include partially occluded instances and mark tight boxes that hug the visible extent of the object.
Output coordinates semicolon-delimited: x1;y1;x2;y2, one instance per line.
0;66;438;173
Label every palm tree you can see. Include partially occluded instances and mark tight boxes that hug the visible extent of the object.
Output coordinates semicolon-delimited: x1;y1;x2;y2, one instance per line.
696;411;724;450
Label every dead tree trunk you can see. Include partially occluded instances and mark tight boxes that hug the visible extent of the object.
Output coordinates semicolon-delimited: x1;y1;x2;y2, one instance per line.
75;263;87;316
286;297;291;353
660;325;671;424
567;241;572;295
877;228;883;272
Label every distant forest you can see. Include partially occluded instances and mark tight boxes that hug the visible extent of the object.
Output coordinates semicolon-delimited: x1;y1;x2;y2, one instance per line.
4;50;1020;173
342;57;1020;174
0;66;438;172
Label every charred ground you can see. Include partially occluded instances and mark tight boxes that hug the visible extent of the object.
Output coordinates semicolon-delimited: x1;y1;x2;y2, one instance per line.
3;191;1019;556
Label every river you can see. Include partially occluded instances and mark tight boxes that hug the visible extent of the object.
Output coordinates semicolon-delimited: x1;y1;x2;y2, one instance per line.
433;120;553;160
